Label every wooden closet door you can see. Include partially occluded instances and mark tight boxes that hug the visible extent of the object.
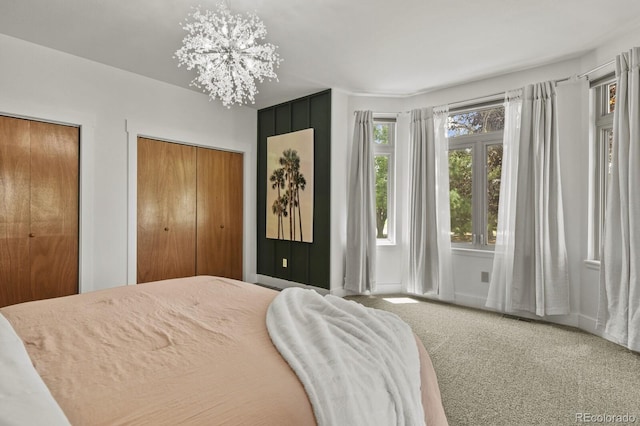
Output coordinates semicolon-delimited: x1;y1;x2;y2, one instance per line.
137;138;197;283
196;148;243;280
29;121;79;300
0;117;32;307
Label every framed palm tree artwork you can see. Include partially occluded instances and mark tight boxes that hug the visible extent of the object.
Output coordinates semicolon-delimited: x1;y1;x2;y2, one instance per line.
266;128;314;242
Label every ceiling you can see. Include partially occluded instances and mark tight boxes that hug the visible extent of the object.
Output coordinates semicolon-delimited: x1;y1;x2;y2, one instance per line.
1;0;640;109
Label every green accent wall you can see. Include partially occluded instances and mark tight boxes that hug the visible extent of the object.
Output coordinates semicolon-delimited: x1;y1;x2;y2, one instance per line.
257;90;331;289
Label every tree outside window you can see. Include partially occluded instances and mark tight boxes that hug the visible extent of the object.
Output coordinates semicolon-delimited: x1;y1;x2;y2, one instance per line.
447;105;504;248
449;148;473;242
372;119;395;242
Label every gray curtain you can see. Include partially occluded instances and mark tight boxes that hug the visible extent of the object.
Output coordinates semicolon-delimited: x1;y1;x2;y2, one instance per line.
597;47;640;352
405;108;453;299
487;82;570;316
345;111;376;293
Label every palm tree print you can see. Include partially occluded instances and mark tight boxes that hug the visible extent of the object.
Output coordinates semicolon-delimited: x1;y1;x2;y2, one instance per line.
269;168;287;239
271;148;307;242
293;172;306;241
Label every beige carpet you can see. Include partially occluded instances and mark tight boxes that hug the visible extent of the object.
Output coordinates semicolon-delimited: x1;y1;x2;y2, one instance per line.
348;295;640;426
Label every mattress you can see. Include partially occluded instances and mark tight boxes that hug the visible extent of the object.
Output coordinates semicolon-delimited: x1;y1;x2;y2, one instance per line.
0;276;447;425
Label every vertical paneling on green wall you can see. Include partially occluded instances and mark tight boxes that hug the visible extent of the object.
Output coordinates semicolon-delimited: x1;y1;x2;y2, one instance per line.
257;90;331;289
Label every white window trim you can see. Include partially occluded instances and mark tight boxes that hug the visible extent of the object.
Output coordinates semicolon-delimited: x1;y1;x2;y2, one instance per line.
448;133;503;250
447;103;504;251
587;76;615;261
373;117;396;245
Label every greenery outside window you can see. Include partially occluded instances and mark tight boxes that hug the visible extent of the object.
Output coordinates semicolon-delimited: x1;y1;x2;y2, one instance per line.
373;117;396;244
589;77;616;260
447;103;504;249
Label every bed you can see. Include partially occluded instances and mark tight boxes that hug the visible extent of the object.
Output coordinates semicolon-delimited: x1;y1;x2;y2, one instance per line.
0;276;447;425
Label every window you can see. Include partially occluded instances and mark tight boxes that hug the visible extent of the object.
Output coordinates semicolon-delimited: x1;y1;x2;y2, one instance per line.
373;117;396;243
447;104;504;248
589;78;616;260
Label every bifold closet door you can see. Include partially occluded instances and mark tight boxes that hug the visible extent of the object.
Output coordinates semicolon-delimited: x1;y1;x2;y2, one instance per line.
0;117;32;306
196;148;243;280
0;116;79;308
29;121;79;300
137;137;197;283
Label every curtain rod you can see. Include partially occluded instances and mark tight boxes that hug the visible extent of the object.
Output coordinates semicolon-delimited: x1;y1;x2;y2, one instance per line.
435;74;580;111
578;59;615;78
446;91;506;111
352;69;598;116
351;92;504;115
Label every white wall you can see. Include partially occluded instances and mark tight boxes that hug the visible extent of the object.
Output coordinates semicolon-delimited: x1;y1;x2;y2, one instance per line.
343;37;640;332
0;34;257;293
330;89;350;295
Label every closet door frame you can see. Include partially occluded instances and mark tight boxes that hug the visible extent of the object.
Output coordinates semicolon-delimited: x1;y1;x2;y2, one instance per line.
0;103;96;295
126;120;250;285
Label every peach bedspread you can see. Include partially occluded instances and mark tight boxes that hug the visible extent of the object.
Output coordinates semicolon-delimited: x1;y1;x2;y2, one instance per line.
0;276;447;425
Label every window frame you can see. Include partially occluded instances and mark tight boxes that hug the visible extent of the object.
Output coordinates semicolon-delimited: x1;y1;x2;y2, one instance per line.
447;103;504;250
372;116;396;245
588;75;615;261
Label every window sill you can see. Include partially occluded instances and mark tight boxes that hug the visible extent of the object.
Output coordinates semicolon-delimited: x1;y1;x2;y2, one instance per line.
451;247;495;258
584;259;601;271
376;239;396;247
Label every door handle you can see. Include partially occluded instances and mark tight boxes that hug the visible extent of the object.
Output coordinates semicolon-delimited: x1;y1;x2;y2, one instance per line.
29;233;35;238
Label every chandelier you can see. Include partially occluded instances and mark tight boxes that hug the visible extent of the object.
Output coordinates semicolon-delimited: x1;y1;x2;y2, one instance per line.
175;3;282;108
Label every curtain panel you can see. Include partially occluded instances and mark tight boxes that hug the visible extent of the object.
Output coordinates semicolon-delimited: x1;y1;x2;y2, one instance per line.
597;47;640;352
404;108;453;299
345;111;377;293
487;82;570;316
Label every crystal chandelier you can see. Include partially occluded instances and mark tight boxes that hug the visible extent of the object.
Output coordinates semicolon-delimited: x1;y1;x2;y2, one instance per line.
175;4;282;108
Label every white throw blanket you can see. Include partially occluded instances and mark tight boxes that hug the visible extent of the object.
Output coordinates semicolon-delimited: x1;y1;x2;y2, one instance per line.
266;287;425;426
0;313;70;426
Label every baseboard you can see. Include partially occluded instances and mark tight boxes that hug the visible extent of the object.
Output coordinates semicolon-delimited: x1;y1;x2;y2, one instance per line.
252;277;400;297
244;272;258;284
579;315;623;345
252;275;595;337
330;288;348;297
452;292;488;309
254;274;330;295
372;283;403;295
546;313;580;328
577;315;616;343
578;314;598;334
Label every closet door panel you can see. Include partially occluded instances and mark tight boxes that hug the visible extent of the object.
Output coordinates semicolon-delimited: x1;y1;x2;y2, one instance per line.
29;121;79;299
0;116;32;307
0;239;30;307
29;236;78;299
137;138;197;283
196;149;243;279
